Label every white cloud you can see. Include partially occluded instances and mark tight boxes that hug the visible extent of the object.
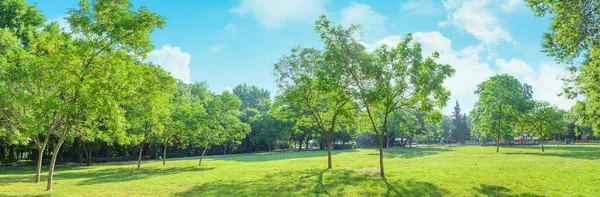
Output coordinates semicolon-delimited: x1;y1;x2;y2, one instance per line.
340;2;387;32
374;31;495;113
231;0;327;28
374;35;401;48
147;45;192;83
495;58;534;77
225;86;233;93
400;0;443;15
224;23;237;34
500;0;523;12
439;0;512;44
523;64;575;110
210;44;226;53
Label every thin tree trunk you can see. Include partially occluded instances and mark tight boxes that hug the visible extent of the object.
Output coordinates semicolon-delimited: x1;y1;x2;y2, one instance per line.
34;134;50;183
541;137;545;152
46;133;67;191
326;133;332;169
299;140;303;151
162;144;167;166
198;147;208;166
378;133;385;178
82;139;91;166
137;142;144;169
35;147;44;183
496;135;500;153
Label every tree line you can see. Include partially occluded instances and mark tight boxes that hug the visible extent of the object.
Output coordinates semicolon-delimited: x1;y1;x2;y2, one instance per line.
1;0;599;192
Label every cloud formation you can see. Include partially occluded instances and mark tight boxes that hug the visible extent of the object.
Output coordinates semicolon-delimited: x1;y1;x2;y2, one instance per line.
147;45;192;83
439;0;513;44
232;0;326;28
372;31;574;113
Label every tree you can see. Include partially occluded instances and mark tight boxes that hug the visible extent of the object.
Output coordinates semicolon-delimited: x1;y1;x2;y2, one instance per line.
0;1;69;183
232;84;271;112
451;101;469;143
314;15;454;177
440;115;453;145
250;113;291;152
195;91;250;166
126;63;177;169
42;0;166;190
273;47;357;169
525;0;600;135
518;101;565;152
472;74;531;153
160;82;201;166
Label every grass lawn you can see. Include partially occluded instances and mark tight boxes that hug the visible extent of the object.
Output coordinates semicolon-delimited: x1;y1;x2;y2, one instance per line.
1;145;599;196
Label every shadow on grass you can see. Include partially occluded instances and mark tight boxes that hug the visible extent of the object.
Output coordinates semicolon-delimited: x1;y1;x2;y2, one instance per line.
473;184;546;197
367;147;453;159
0;165;214;186
0;165;91;186
504;145;600;160
63;166;214;185
175;168;448;197
214;149;357;162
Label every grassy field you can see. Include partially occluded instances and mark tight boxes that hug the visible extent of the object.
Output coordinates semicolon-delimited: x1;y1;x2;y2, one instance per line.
1;145;599;196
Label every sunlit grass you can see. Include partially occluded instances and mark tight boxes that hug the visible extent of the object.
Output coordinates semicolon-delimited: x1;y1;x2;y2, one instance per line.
1;145;599;196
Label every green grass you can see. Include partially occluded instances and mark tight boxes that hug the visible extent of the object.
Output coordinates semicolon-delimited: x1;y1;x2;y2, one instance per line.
1;145;599;196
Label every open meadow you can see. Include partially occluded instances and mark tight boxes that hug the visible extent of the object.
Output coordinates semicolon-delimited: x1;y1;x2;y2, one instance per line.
1;145;599;196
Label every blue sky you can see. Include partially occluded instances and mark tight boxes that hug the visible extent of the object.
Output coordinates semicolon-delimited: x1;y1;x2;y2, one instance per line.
30;0;575;114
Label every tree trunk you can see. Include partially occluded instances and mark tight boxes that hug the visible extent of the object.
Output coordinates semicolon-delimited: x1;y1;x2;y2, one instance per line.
34;134;51;183
162;144;167;166
496;135;500;153
46;134;66;191
386;136;390;148
541;138;545;152
35;147;44;183
378;133;385;178
223;144;226;155
306;139;310;150
82;140;91;166
326;133;332;169
299;139;303;151
198;147;208;166
137;143;144;169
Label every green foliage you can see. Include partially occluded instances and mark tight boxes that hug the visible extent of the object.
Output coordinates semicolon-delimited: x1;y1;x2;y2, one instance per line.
249;113;292;151
314;15;454;175
273;47;357;135
451;101;470;143
232;84;271;112
525;0;600;135
472;74;531;150
517;101;565;141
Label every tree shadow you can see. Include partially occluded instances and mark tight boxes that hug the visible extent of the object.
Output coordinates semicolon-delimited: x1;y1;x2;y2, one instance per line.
0;166;90;186
58;166;214;185
382;177;449;197
473;184;546;197
214;149;357;162
367;147;453;159
0;164;214;186
174;168;447;196
504;145;600;160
